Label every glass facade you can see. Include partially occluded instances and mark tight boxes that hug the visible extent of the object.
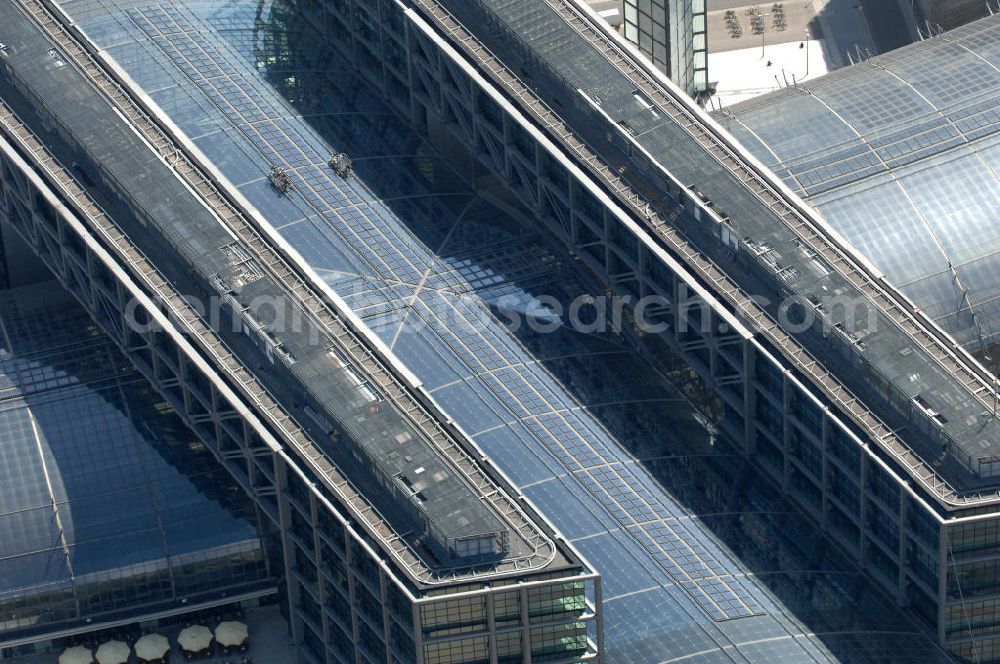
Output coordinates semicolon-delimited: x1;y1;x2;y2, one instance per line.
342;1;1000;661
720;14;1000;663
622;0;707;95
432;0;1000;500
3;0;999;662
81;0;958;660
917;0;990;31
0;1;598;662
712;8;1000;636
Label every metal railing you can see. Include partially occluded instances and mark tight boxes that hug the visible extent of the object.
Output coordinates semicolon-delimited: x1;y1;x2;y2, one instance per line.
407;0;1000;504
8;0;559;582
547;0;1000;451
551;0;1000;443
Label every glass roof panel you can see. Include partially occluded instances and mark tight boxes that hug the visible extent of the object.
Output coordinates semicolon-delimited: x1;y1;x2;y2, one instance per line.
812;68;935;133
0;282;269;639
722;15;1000;354
811;175;948;286
898;149;1000;265
30;0;961;658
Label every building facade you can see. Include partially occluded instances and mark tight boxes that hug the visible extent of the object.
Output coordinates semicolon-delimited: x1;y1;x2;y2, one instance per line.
716;16;1000;660
300;0;1000;660
621;0;708;96
0;1;601;662
916;0;991;31
2;0;1000;662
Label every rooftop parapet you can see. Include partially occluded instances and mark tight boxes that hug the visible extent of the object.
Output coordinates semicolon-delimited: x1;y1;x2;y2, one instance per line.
416;0;1000;503
0;0;568;581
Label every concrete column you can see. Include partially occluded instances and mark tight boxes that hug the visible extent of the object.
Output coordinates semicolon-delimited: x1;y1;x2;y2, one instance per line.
743;341;756;456
534;138;544;216
275;456;304;646
603;208;612;274
859;454;869;563
344;529;361;662
899;490;908;601
502;109;512;185
938;524;949;646
594;576;605;663
520;585;532;664
380;572;392;664
568;182;579;248
486;588;498;664
782;371;791;492
820;412;831;528
309;491;331;661
412;602;424;664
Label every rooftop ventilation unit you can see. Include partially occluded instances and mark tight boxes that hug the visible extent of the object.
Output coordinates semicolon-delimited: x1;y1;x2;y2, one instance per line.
329;153;353;178
268;166;292;194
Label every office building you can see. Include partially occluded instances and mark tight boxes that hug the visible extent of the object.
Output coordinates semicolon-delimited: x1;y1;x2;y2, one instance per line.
0;1;600;663
311;1;1000;660
916;0;992;31
713;17;1000;659
405;4;1000;660
621;0;708;94
1;0;998;661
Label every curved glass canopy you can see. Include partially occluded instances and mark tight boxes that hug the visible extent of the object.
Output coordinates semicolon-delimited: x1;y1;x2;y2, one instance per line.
0;282;271;644
717;15;1000;352
24;0;961;660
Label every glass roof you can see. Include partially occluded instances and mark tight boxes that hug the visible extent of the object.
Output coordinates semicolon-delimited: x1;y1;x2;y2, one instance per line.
36;0;959;660
717;15;1000;353
431;0;1000;495
0;0;555;582
0;281;269;643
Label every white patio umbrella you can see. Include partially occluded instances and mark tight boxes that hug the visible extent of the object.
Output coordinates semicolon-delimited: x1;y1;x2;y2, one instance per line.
177;624;213;653
134;632;170;662
95;640;130;664
214;620;248;648
58;645;94;664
